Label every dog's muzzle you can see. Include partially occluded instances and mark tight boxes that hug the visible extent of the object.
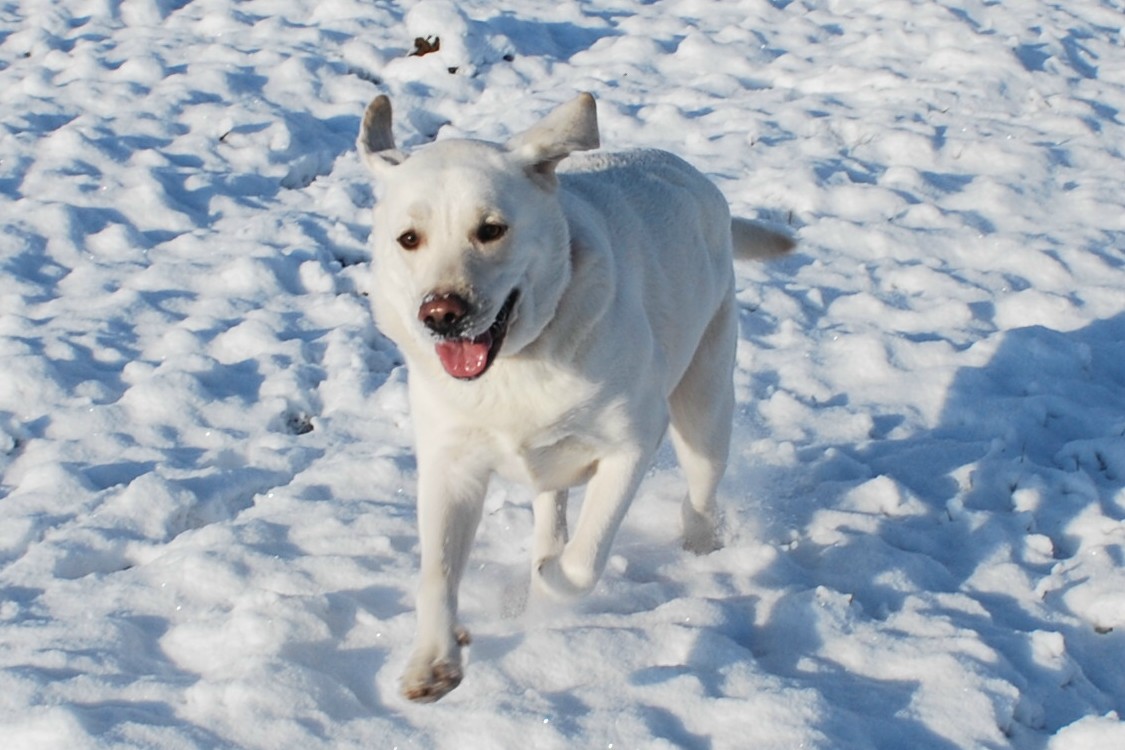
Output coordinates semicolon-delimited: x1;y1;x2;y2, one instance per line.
418;290;519;380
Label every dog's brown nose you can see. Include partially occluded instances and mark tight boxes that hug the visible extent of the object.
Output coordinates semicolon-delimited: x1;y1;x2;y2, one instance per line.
419;293;471;337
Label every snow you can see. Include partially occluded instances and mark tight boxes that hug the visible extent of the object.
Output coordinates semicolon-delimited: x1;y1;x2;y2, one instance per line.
1;0;1123;747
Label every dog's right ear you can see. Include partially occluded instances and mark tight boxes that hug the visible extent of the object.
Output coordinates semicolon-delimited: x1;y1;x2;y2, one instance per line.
357;95;407;178
507;92;600;189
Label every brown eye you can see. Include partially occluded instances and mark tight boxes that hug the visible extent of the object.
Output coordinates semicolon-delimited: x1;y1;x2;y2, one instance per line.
476;222;507;243
397;230;421;250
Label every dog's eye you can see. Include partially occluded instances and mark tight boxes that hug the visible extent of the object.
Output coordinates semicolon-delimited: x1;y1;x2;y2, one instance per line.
476;222;507;243
397;230;421;250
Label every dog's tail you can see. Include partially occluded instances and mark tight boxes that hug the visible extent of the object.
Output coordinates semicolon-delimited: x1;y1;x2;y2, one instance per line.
731;217;796;261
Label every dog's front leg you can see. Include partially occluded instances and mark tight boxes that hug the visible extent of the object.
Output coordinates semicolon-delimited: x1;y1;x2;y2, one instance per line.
401;448;489;703
534;448;652;599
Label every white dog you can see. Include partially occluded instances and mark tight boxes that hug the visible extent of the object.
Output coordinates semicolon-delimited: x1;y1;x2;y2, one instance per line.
357;93;793;702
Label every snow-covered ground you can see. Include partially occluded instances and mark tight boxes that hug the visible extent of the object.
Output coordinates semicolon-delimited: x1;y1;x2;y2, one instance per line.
2;0;1124;747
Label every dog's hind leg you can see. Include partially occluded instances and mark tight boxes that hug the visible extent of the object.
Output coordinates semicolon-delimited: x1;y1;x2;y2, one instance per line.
532;489;569;564
668;293;738;554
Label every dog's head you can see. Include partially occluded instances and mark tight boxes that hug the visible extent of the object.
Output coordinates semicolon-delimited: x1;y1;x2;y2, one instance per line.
358;94;599;381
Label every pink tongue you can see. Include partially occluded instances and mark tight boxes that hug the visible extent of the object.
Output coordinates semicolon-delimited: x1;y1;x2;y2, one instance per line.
435;333;493;379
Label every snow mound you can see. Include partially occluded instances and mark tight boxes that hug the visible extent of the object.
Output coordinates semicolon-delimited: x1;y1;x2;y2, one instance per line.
400;0;515;76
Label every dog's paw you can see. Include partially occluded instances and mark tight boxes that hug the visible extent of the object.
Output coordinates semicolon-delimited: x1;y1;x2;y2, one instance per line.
400;627;472;703
682;528;723;555
401;658;464;703
534;554;597;600
682;506;723;555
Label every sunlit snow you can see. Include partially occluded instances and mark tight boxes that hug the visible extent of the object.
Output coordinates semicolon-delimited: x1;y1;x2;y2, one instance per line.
1;1;1123;747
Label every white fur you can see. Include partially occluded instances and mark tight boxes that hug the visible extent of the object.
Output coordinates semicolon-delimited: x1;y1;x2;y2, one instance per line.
357;93;793;702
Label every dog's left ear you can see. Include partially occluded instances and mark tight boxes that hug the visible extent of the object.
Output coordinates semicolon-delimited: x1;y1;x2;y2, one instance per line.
507;93;599;189
357;95;407;178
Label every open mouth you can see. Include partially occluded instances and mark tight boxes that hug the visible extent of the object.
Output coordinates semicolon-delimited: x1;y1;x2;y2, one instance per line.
434;290;519;380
